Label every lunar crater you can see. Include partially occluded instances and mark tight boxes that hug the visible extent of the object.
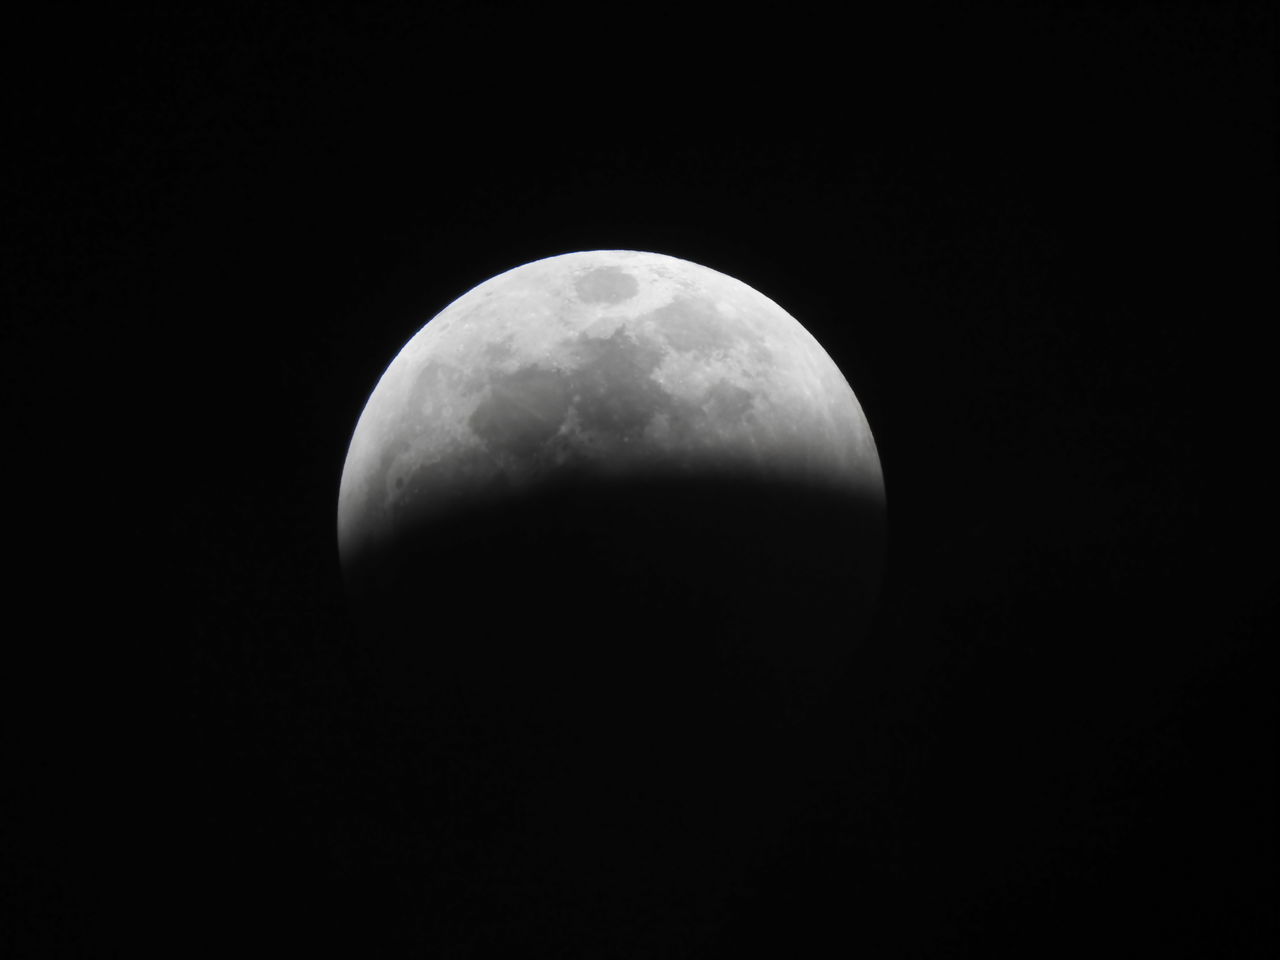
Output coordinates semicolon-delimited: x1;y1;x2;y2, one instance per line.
574;267;639;304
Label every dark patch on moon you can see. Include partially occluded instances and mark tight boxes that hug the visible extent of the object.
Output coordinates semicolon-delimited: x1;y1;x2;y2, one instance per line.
704;379;755;426
482;336;515;363
407;361;447;419
461;328;762;470
567;327;672;440
648;295;740;357
574;267;639;304
469;365;572;457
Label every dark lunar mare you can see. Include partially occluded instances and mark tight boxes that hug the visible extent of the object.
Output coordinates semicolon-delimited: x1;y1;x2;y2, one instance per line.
341;471;885;953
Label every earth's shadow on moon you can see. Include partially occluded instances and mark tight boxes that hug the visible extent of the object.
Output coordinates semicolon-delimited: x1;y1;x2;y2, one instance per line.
341;470;885;951
346;470;885;754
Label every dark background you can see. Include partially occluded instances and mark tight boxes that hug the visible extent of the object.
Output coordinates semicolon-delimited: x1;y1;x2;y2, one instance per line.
4;2;1274;957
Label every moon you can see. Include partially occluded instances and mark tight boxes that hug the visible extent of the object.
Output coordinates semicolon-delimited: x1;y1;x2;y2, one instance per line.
339;250;885;733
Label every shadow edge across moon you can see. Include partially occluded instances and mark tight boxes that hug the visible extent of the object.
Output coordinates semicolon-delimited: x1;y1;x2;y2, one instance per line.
343;466;886;750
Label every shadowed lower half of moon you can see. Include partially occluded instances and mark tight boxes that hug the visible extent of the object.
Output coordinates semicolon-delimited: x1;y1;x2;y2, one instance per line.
346;468;885;729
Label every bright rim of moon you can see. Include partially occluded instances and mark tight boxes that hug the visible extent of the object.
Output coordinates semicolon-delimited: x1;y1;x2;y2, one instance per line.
338;250;883;568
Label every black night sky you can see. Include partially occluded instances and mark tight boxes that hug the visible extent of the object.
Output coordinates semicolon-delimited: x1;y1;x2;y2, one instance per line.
4;3;1274;957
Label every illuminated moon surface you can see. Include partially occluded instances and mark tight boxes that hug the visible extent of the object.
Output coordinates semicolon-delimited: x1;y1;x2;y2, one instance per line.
338;250;885;722
340;251;882;555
